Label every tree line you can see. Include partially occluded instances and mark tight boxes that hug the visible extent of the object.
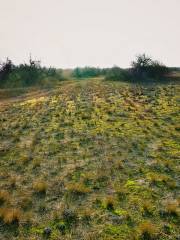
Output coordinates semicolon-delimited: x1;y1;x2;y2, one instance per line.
71;54;170;81
0;57;63;88
0;54;172;88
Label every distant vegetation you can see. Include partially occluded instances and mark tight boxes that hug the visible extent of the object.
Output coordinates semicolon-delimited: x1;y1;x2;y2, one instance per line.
131;54;170;80
72;67;102;78
72;54;172;82
105;66;131;81
106;54;170;82
0;54;178;89
0;57;64;88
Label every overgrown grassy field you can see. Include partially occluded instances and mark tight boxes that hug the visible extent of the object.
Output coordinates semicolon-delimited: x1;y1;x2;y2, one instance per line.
0;78;179;239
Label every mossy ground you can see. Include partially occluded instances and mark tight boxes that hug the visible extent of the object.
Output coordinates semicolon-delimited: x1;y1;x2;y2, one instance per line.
0;78;179;239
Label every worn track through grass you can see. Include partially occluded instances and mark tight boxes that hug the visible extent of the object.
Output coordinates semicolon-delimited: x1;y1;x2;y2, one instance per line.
0;78;179;240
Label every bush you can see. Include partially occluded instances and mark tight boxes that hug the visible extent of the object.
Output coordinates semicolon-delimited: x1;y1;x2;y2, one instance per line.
72;67;102;78
0;57;64;88
131;54;169;81
105;66;130;81
0;58;14;86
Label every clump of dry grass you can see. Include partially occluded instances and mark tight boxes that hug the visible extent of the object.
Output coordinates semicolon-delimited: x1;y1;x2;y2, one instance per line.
96;168;109;183
0;190;10;205
115;187;127;200
82;172;94;185
19;153;33;165
32;159;41;169
147;173;169;185
138;221;158;239
19;195;33;210
80;209;92;223
105;195;115;210
142;201;154;215
165;200;179;216
66;182;91;196
163;160;173;170
33;181;47;194
9;176;17;188
165;179;177;189
0;208;22;224
115;160;124;170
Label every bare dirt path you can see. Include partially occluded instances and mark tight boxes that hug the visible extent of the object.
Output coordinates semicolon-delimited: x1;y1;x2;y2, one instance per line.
0;79;102;110
0;89;53;109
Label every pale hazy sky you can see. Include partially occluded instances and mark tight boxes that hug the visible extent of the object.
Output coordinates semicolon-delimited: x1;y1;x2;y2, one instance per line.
0;0;180;68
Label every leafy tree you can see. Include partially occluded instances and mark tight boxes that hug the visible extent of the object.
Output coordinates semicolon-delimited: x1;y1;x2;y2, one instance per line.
0;57;64;88
72;67;101;78
0;58;14;85
131;54;169;80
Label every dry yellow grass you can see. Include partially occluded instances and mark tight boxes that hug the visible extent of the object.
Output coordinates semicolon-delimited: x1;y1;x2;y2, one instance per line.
138;221;158;239
66;182;91;195
0;190;10;204
165;200;179;216
0;208;22;224
33;181;47;193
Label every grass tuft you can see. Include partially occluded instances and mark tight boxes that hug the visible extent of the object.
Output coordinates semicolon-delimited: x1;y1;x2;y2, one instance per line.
33;181;47;194
105;196;115;210
66;182;91;196
0;208;22;224
0;190;10;205
138;221;158;239
165;201;179;216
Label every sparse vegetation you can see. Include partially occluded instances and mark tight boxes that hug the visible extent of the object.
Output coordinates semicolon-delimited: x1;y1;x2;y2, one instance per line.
0;76;179;239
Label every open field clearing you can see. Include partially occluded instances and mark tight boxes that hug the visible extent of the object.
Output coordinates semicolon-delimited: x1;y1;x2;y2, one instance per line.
0;78;179;240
